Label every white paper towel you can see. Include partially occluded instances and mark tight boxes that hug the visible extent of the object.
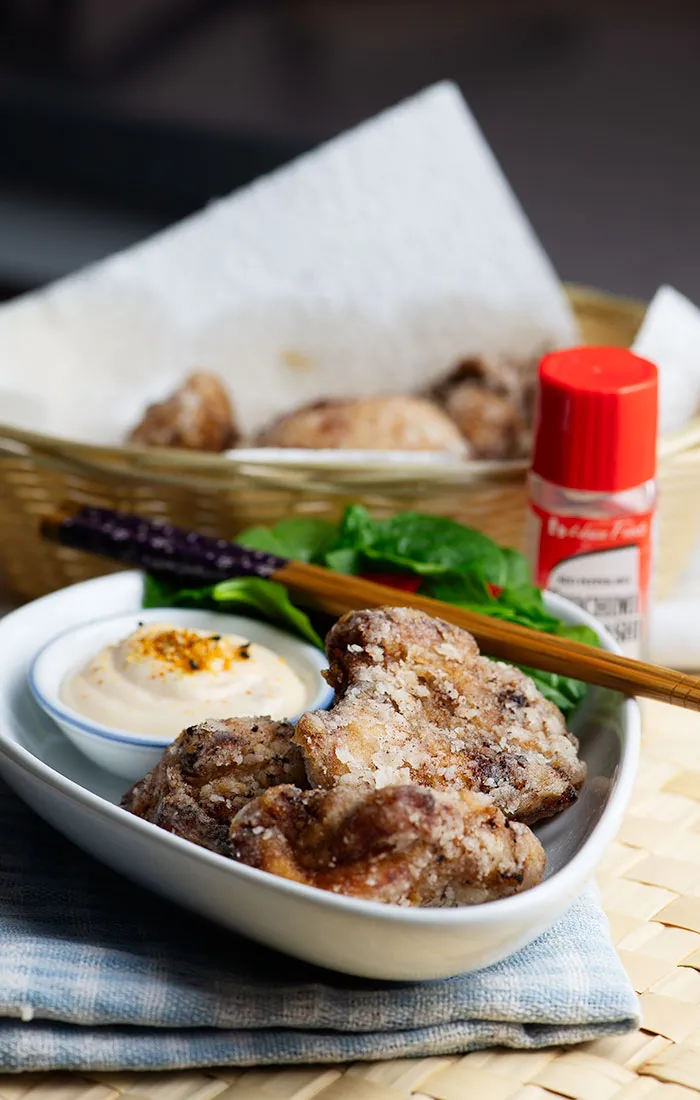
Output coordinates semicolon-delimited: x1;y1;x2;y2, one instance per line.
649;601;700;669
632;285;700;660
0;82;577;446
633;285;700;438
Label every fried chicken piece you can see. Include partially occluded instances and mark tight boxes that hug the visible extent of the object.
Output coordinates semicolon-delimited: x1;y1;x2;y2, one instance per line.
228;783;545;906
296;608;585;824
122;717;306;854
432;357;529;459
433;356;523;402
255;396;468;455
128;371;238;452
443;386;527;460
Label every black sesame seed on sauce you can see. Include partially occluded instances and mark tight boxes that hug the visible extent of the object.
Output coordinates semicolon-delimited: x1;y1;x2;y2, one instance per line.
133;627;243;675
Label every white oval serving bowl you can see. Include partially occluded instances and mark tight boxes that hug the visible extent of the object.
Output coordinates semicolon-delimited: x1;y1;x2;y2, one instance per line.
28;607;333;782
0;570;639;981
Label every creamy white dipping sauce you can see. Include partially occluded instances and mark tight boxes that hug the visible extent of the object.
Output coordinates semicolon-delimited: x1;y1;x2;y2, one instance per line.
61;622;307;736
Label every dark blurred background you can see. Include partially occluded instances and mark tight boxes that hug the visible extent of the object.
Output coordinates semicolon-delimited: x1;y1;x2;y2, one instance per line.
1;0;699;304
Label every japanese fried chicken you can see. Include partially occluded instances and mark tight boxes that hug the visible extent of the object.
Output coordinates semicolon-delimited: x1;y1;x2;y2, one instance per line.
296;607;585;824
443;386;527;461
255;395;469;455
128;371;238;452
228;783;545;906
122;606;586;905
121;716;306;854
431;357;530;460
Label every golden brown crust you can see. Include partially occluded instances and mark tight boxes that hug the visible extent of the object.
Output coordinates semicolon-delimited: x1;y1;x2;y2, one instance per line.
128;371;238;452
121;717;306;854
295;607;585;824
432;357;531;459
433;356;522;401
255;396;468;455
443;385;527;460
228;783;545;906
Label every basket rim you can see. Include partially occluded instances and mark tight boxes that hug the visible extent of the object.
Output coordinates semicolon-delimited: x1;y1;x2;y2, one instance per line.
0;283;696;487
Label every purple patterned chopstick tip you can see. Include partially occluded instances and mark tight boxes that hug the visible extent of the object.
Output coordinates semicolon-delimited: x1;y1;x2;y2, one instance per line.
56;506;287;582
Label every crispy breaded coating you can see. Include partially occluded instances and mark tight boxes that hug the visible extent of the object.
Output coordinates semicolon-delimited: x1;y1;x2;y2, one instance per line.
433;356;523;403
432;357;530;459
128;371;238;452
443;385;527;460
121;717;305;854
255;396;468;455
228;783;545;906
296;607;585;824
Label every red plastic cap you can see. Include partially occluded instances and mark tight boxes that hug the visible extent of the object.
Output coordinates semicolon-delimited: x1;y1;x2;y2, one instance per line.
532;346;658;491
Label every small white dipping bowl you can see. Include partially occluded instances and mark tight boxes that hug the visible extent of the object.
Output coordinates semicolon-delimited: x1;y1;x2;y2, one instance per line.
29;608;333;782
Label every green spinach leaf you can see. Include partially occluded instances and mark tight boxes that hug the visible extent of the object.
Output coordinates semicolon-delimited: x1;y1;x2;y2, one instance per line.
238;517;337;563
322;505;511;580
142;574;322;648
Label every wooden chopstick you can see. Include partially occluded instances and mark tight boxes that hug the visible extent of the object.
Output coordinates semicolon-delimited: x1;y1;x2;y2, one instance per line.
276;559;700;711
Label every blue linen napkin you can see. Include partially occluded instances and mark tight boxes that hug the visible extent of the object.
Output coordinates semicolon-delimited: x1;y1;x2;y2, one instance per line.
0;778;639;1072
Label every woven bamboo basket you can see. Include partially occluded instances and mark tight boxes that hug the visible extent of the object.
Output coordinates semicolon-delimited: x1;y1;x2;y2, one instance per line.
0;284;697;603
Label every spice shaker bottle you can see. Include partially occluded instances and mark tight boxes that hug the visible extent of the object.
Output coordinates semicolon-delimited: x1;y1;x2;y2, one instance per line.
527;346;658;658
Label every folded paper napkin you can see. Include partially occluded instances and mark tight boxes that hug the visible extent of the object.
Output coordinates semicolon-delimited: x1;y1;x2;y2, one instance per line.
0;779;639;1073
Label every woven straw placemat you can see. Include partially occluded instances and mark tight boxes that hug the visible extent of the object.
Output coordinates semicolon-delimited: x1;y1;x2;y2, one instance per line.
4;697;700;1098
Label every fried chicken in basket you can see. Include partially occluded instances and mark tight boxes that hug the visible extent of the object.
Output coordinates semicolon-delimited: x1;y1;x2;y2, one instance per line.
255;395;468;455
228;783;544;906
431;356;532;459
296;607;585;824
128;371;238;452
122;716;306;855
